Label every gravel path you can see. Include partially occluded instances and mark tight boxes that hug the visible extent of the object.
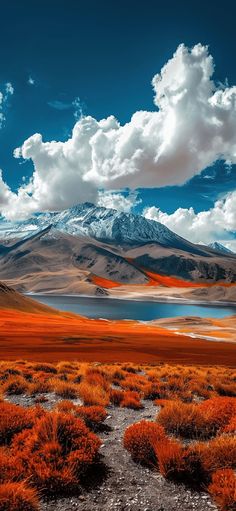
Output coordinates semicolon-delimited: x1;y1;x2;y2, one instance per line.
36;398;217;511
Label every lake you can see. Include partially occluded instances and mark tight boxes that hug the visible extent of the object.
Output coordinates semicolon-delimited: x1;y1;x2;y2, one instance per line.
33;295;236;321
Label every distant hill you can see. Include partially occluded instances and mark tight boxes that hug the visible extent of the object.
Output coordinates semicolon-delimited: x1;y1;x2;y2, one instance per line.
0;281;56;313
208;242;234;255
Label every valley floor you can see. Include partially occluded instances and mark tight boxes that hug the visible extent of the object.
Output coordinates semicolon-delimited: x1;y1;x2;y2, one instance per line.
0;307;236;365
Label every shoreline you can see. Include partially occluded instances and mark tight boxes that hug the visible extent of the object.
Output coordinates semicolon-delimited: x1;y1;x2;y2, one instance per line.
26;292;236;308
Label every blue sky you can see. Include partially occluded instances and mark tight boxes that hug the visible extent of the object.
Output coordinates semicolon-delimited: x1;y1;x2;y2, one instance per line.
0;0;235;248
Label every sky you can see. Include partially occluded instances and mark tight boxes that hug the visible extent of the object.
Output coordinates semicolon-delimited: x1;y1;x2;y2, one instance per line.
0;0;235;249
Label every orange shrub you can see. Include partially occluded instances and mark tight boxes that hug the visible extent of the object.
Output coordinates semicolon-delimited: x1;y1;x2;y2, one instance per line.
56;400;77;414
0;448;24;483
223;416;236;434
120;375;147;392
208;469;236;511
0;482;39;511
28;379;52;395
157;401;205;438
0;402;35;445
2;376;29;395
51;380;79;399
32;363;57;374
157;397;236;439
198;397;236;433
155;438;183;479
12;411;101;494
75;406;107;429
78;382;109;406
215;383;236;397
154;399;173;408
201;435;236;473
121;365;137;374
124;420;166;465
56;401;107;429
155;440;208;487
121;391;143;410
84;369;110;392
111;368;126;382
110;388;124;406
142;382;161;400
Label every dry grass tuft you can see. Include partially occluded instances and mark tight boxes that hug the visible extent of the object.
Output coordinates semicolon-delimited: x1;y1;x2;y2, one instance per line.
124;420;166;465
208;469;236;511
0;482;39;511
78;381;109;406
121;391;143;410
0;402;35;445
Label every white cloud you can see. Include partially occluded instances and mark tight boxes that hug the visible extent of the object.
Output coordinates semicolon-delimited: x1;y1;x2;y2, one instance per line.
48;100;72;110
97;190;141;212
73;97;85;120
28;76;35;86
0;82;14;128
143;190;236;246
224;240;236;253
1;43;236;219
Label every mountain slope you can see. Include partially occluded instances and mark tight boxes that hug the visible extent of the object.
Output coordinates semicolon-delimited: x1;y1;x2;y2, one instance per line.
0;281;56;313
0;203;235;291
208;242;234;255
0;226;148;293
0;203;227;256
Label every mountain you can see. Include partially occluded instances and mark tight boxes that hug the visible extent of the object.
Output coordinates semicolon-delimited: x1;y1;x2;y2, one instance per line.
0;203;235;292
0;281;56;313
208;242;234;255
0;203;221;255
0;225;148;293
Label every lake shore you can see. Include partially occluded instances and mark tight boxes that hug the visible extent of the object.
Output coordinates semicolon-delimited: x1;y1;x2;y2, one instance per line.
27;291;236;307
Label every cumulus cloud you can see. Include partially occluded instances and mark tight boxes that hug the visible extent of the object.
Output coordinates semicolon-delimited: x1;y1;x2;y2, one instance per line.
0;82;14;128
1;43;236;220
143;190;236;246
97;190;141;212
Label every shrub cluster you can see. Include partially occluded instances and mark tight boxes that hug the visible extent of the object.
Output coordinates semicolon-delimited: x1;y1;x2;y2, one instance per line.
0;401;102;509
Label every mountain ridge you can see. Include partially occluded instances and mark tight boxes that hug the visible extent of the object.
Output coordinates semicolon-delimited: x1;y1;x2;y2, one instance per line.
0;202;228;257
0;203;235;292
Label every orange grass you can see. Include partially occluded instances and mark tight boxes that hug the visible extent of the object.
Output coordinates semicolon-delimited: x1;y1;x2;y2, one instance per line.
11;411;101;494
123;420;166;465
0;482;39;511
0;360;235;508
157;397;236;438
121;390;143;409
1;309;236;365
0;401;35;445
56;401;107;429
208;469;236;511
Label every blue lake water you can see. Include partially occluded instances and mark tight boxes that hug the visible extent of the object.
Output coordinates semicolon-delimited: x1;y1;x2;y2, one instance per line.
33;295;236;321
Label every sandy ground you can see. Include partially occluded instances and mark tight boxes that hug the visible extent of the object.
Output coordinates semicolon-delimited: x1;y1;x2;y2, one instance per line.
107;283;236;303
152;315;236;342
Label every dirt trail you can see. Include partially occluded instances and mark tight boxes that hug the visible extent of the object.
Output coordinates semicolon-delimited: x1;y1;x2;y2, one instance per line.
39;399;217;511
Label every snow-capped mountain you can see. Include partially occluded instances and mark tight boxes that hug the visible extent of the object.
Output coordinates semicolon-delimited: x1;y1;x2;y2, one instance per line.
0;204;235;292
208;242;234;255
0;202;212;255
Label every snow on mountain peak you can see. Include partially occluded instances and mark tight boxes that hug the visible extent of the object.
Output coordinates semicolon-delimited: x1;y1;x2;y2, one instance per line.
208;242;234;255
0;202;206;252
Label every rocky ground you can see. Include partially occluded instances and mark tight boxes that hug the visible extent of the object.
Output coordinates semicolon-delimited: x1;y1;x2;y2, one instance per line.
6;393;217;511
